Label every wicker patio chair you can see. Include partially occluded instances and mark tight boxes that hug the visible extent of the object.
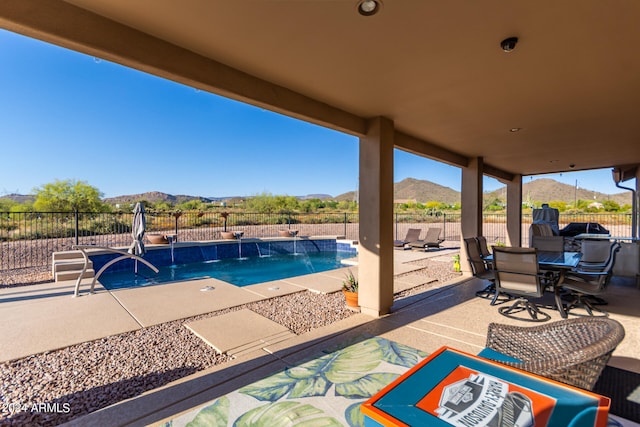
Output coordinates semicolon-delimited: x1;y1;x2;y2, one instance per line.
482;317;625;390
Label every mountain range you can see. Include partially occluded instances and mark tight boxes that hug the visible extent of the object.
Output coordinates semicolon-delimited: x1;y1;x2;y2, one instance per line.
0;178;632;207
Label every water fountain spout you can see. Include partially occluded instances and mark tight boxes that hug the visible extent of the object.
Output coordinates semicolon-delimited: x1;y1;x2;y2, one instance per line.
290;230;300;255
166;234;177;264
234;231;245;259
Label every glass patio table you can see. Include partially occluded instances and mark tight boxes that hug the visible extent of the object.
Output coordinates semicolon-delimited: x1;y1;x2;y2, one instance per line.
482;250;581;270
482;250;582;318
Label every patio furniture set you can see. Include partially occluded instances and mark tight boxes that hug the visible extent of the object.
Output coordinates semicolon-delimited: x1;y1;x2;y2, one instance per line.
464;234;621;323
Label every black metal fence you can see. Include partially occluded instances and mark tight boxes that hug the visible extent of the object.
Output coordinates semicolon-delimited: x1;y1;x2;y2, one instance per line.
0;210;634;271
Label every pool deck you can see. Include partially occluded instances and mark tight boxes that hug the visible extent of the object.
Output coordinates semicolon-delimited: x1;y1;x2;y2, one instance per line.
0;246;432;362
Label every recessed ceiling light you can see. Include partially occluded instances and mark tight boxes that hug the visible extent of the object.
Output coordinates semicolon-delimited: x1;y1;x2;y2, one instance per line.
509;127;522;132
357;0;382;16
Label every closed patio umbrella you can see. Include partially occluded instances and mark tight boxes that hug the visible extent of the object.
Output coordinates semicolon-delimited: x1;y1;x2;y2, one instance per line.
128;203;146;273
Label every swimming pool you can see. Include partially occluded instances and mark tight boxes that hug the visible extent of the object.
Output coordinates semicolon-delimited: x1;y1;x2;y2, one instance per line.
91;238;357;290
99;251;354;289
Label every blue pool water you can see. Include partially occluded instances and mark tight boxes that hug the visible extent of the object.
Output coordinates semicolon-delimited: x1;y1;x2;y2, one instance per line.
99;251;354;290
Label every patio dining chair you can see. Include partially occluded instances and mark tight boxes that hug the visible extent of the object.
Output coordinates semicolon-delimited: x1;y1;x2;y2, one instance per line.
492;246;550;322
479;317;625;390
557;242;620;317
393;228;422;249
463;238;499;303
476;236;492;259
531;235;564;252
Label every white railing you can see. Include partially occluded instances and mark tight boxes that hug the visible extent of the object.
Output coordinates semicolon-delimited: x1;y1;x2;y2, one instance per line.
72;245;159;297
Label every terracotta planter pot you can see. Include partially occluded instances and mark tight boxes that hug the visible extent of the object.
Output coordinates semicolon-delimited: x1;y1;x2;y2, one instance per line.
147;234;168;244
220;231;237;240
342;290;359;308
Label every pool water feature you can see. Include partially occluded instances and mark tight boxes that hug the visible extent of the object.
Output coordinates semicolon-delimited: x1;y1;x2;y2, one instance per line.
90;238;357;290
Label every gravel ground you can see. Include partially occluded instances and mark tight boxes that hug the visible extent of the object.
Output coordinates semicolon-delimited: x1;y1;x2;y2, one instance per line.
0;259;461;426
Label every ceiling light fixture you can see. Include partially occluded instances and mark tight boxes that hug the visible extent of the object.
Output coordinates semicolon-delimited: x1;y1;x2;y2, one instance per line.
357;0;381;16
500;37;519;52
509;127;522;132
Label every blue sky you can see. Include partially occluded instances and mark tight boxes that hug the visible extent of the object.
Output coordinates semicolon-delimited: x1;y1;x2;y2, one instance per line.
0;30;629;199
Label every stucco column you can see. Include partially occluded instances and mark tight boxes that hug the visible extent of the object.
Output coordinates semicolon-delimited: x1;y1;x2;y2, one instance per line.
505;174;523;247
358;117;394;317
460;158;484;273
635;168;640;239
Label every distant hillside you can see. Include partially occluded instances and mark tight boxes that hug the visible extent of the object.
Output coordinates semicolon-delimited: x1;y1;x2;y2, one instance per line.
104;192;336;205
486;178;632;206
336;178;460;205
335;177;632;207
103;192;214;205
394;178;460;205
0;193;35;204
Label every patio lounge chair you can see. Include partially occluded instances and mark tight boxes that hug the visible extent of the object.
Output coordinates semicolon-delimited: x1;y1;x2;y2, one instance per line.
479;317;625;390
409;227;444;251
393;228;422;249
492;246;550;322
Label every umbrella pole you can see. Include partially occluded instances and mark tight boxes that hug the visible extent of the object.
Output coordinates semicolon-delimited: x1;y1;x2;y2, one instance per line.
135;259;138;275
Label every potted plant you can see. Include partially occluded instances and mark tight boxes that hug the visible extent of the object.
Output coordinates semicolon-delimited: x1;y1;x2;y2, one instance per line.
452;254;461;272
342;270;359;308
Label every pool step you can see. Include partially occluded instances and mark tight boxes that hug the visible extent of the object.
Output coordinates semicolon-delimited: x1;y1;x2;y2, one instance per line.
55;268;96;283
52;251;95;283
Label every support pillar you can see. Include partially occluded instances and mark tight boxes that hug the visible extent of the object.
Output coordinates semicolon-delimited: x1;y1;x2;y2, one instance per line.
358;117;394;317
506;174;523;247
460;158;484;273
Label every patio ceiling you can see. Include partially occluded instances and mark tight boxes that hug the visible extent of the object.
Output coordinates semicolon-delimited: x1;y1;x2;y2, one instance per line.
2;1;640;180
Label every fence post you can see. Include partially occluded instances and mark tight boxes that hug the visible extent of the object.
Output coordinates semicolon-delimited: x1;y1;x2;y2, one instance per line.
395;212;398;240
288;212;291;229
74;209;79;246
344;212;347;237
442;213;446;240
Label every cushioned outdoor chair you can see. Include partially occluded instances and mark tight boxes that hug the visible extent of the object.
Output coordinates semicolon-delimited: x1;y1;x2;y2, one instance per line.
479;317;625;390
409;227;444;251
557;242;621;317
492;246;550;322
393;228;421;249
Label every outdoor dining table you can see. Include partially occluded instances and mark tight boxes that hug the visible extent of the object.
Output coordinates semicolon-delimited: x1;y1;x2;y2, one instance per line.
482;250;582;271
482;250;582;318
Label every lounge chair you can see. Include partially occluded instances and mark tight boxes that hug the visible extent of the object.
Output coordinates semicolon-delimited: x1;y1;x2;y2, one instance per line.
409;227;444;251
393;228;421;249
